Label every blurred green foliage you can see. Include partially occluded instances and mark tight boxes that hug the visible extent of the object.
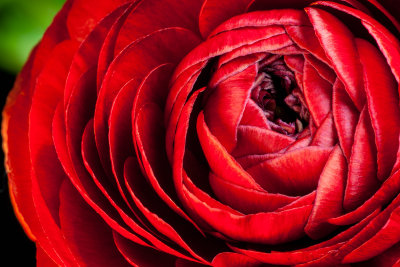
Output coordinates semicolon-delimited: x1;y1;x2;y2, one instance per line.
0;0;65;73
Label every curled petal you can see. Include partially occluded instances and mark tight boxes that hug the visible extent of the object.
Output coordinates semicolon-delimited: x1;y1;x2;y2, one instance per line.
302;60;332;126
197;111;263;191
59;179;131;266
209;172;299;214
247;146;333;195
356;38;400;181
342;206;400;263
343;107;379;211
199;0;252;38
232;125;294;157
332;79;359;160
306;7;365;110
304;146;347;239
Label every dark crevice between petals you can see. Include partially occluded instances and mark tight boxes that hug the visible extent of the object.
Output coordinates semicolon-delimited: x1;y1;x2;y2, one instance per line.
251;56;309;136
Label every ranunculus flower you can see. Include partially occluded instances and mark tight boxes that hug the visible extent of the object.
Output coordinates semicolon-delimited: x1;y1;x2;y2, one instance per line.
4;0;400;265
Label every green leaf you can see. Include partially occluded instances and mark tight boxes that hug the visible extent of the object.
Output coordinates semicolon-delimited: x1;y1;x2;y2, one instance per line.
0;0;65;73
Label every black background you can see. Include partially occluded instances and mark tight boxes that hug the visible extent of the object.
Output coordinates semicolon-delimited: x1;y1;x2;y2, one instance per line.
1;69;36;265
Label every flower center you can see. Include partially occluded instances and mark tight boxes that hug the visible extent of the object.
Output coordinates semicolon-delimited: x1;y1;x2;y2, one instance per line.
251;56;309;136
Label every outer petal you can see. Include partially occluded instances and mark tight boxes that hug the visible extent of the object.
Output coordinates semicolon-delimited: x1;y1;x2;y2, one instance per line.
342;206;400;263
66;0;131;41
212;252;263;267
356;38;400;181
199;0;252;38
59;179;130;266
313;1;400;83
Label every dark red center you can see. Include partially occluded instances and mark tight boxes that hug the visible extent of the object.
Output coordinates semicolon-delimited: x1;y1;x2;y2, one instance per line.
251;56;309;136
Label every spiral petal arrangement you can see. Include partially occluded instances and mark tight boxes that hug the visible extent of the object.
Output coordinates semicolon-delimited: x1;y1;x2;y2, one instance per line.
4;0;400;266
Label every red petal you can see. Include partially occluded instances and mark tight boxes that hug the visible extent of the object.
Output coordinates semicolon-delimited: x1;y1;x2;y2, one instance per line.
304;54;336;84
197;112;263;191
173;26;292;82
336;194;400;262
302;60;332;126
209;9;310;37
230;242;343;266
247;0;372;12
329;170;400;225
3;48;39;242
30;2;71;79
64;3;130;106
211;252;262;267
165;63;205;161
95;27;201;177
364;0;400;32
232;125;294;157
29;41;78;225
310;112;337;147
205;64;257;151
36;246;58;267
247;146;333;195
313;1;400;83
123;157;211;264
109;79;141;205
133;98;200;229
209;172;298;214
285;25;330;65
81;119;155;248
172;88;208;218
59;179;130;266
113;232;177;267
300;208;380;252
343;107;379;211
66;0;130;41
304;146;347;239
239;100;270;129
356;38;400;181
55;93;147;248
284;54;305;73
235;153;282;170
182;183;312;244
284;134;311;152
229;207;379;265
306;7;365;110
199;0;252;38
332;79;359;160
25;41;79;264
30;168;77;265
214;30;294;64
114;0;203;54
365;241;400;266
96;3;135;90
78;122;183;258
343;206;400;263
209;53;265;88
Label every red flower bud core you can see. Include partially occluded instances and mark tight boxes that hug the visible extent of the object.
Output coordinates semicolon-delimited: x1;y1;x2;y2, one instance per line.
4;0;400;266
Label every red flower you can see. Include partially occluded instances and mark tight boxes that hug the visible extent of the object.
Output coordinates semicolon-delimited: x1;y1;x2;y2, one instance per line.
4;0;400;266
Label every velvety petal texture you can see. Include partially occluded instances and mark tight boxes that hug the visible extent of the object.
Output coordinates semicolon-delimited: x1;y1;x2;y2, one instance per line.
3;0;400;266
